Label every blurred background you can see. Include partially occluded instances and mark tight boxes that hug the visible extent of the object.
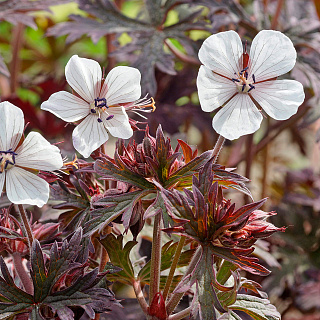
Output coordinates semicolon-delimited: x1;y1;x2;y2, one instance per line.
0;0;319;319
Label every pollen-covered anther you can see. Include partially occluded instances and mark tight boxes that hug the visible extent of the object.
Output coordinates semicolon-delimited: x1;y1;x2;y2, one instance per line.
233;67;256;94
106;115;114;120
0;149;17;173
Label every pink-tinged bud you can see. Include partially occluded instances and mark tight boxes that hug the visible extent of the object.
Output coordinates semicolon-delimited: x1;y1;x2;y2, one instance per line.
148;292;167;320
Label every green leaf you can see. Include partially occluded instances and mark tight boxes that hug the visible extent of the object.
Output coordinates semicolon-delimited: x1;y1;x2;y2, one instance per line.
228;294;281;320
84;190;150;235
95;155;156;190
99;234;137;285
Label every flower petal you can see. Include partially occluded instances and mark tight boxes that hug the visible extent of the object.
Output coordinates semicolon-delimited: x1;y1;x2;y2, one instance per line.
250;79;305;120
0;172;5;195
41;91;89;122
249;30;297;82
198;30;243;79
0;101;24;151
212;94;263;140
197;65;237;112
103;106;133;139
65;55;102;103
15;132;63;171
101;66;141;105
6;167;49;207
72;115;109;158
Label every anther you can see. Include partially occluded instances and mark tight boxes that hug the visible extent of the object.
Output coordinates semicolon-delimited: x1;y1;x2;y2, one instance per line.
91;109;96;113
232;78;240;83
106;115;114;120
248;84;255;92
241;67;249;73
242;84;246;92
245;71;248;80
94;97;108;109
97;118;103;123
252;74;256;83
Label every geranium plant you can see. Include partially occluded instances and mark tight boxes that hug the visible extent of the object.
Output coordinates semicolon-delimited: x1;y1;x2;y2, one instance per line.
0;1;314;320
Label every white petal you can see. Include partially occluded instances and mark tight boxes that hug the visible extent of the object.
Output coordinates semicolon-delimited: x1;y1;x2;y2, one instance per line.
0;101;24;151
212;94;263;140
15;132;63;171
0;172;5;195
198;31;243;79
249;30;297;82
41;91;89;122
72;115;109;158
103;106;133;139
197;65;237;112
6;167;49;207
102;66;141;105
250;80;305;120
65;55;102;103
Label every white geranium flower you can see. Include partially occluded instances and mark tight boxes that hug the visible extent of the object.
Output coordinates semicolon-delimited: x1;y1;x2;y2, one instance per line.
41;55;154;158
0;102;63;207
197;30;305;140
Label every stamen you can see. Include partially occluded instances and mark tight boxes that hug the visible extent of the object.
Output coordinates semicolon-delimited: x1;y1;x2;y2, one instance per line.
94;97;108;109
241;67;249;73
242;84;246;92
91;109;96;113
252;74;256;83
245;71;248;80
97;118;103;123
106;115;114;120
248;84;255;92
232;78;240;83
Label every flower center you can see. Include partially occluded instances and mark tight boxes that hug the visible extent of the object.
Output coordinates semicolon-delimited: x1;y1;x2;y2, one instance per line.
232;67;256;93
0;149;17;173
90;97;114;123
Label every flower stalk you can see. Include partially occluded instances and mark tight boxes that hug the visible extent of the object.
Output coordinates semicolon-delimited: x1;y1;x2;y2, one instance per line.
17;204;34;252
212;135;225;164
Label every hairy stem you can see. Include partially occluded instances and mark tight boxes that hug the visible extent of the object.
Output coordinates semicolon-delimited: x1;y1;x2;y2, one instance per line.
17;205;34;252
168;306;192;320
149;213;162;303
244;134;254;203
212;135;225;164
132;280;149;315
12;252;34;294
163;236;186;300
166;246;202;314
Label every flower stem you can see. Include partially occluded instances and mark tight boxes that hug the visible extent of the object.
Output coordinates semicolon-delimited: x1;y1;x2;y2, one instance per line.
212;135;225;163
163;236;186;300
166;246;202;315
17;204;34;252
149;213;162;304
244;134;254;203
132;279;149;315
168;306;192;320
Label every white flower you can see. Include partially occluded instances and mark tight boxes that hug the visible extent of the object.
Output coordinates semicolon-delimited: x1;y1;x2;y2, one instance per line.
41;55;147;158
0;102;63;207
197;30;305;140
